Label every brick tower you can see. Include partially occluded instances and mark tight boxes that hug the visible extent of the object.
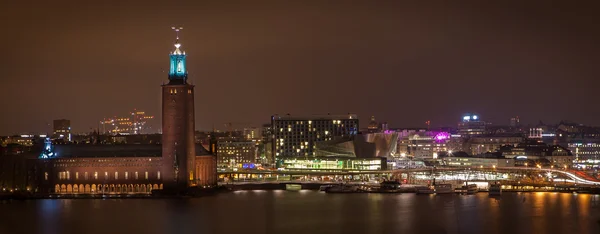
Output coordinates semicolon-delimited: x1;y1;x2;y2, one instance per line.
161;27;195;189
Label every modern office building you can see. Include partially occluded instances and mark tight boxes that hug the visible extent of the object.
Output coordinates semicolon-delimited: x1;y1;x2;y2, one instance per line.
458;113;486;136
53;119;71;141
271;114;359;158
397;131;451;159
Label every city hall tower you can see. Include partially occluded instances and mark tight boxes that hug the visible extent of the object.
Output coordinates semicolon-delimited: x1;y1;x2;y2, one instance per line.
162;27;196;189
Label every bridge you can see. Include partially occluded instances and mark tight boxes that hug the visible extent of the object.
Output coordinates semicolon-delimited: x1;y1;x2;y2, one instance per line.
218;167;600;186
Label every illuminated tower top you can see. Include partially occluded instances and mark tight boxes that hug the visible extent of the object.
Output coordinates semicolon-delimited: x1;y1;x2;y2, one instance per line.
168;26;188;84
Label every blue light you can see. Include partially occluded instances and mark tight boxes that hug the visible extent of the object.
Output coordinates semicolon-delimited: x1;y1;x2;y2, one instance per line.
168;54;187;80
39;138;56;159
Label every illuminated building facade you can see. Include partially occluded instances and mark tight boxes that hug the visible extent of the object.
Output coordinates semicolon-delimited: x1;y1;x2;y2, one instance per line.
53;119;71;141
570;142;600;167
499;141;573;167
216;140;257;169
442;155;514;168
397;132;450;159
243;127;262;140
458;113;486;136
467;134;524;156
271;114;359;158
101;110;155;135
278;157;386;171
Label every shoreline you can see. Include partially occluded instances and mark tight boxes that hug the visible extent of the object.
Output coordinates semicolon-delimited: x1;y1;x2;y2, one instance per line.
2;188;600;200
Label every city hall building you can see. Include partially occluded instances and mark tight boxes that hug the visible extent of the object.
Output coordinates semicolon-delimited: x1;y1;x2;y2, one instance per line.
29;30;217;194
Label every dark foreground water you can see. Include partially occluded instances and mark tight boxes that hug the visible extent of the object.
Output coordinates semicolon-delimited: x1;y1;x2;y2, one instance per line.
1;191;600;234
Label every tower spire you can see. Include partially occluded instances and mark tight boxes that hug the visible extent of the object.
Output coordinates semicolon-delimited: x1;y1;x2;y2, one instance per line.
171;26;183;43
168;26;187;83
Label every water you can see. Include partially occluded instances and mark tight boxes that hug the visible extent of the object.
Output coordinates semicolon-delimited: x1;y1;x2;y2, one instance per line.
1;191;600;234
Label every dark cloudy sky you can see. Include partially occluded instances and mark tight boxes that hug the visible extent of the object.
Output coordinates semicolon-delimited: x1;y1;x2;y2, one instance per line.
0;1;598;135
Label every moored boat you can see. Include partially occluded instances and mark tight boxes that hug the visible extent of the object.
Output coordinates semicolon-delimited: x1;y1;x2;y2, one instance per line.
489;182;502;196
416;186;435;194
325;184;360;193
434;184;454;194
319;184;335;192
463;184;479;194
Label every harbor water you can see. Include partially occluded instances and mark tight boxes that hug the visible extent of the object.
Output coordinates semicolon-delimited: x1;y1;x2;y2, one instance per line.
1;191;599;234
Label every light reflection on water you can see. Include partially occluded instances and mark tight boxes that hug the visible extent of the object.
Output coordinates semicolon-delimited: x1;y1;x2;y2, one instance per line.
0;191;598;234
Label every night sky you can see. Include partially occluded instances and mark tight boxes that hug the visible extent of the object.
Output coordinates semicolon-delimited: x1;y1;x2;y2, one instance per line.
1;1;599;135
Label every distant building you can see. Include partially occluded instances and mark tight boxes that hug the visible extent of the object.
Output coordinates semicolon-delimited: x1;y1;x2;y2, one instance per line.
397;131;450;159
100;110;155;135
271;114;359;159
215;140;257;169
367;116;379;133
466;133;524;156
499;141;573;167
458;113;486;136
441;152;514;168
243;127;262;141
510;116;520;127
53;119;71;141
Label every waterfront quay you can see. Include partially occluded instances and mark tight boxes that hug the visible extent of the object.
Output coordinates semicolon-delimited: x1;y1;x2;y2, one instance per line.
218;166;600;193
218;166;600;185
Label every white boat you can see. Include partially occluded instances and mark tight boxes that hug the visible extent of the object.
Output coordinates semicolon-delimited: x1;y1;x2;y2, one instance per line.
489;183;502;196
463;184;479;194
434;184;454;194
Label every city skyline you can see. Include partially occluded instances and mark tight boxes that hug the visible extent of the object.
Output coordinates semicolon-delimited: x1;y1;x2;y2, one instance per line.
1;1;599;135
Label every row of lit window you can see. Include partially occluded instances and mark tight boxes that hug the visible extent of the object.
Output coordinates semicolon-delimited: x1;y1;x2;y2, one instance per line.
168;89;193;94
54;171;159;181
